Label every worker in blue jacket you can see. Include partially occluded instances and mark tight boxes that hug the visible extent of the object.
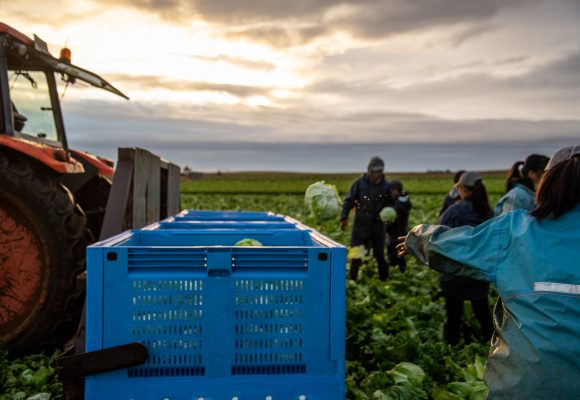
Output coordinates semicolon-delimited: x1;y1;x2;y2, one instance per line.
398;145;580;399
494;154;549;216
340;156;393;280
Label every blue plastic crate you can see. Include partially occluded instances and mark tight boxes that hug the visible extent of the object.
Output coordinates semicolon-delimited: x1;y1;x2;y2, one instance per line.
175;210;287;222
86;223;346;400
154;220;299;230
145;210;307;232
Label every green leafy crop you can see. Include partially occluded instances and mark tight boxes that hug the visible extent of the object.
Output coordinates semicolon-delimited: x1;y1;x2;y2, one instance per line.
0;347;62;400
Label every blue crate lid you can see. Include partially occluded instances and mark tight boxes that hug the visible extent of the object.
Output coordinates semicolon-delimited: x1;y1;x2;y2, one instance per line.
96;229;317;247
157;220;298;230
176;210;287;222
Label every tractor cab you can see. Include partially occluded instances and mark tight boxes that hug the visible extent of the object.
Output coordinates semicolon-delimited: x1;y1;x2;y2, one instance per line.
0;22;126;164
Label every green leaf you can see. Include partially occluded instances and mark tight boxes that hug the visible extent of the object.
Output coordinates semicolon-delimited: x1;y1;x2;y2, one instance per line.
26;394;51;400
388;362;425;387
379;385;428;400
432;388;464;400
468;385;489;400
468;356;487;381
360;371;393;394
446;382;472;397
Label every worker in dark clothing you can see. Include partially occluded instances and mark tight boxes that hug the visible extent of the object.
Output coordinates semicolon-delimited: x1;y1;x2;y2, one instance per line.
439;170;465;216
340;156;393;281
386;180;412;273
437;171;494;345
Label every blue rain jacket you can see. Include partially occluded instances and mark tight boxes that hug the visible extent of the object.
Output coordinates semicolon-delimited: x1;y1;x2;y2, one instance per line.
405;205;580;399
494;183;535;216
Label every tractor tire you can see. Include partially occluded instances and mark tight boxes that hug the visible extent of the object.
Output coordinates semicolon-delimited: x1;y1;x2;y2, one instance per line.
0;151;87;355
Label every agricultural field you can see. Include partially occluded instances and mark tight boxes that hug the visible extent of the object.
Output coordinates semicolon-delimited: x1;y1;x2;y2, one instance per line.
182;172;504;400
1;172;506;400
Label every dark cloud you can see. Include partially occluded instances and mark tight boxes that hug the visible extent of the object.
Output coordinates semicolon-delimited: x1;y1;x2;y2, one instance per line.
512;48;580;89
5;0;552;49
192;0;343;22
102;74;272;98
63;96;580;142
304;47;580;120
332;1;499;39
225;25;328;47
59;91;580;172
106;0;532;47
449;23;501;47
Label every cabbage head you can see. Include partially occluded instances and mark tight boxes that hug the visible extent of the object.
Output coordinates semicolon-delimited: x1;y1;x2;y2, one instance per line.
234;238;263;246
304;181;342;222
347;245;368;261
379;207;397;223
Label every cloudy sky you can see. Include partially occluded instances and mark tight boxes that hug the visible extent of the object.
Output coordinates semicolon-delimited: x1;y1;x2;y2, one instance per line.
1;0;579;172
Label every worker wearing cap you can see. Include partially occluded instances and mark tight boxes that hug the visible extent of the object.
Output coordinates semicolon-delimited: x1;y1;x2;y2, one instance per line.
397;145;580;399
436;171;494;345
340;156;393;280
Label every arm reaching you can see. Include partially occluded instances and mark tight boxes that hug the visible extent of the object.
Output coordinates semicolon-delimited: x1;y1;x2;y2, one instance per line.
402;215;510;285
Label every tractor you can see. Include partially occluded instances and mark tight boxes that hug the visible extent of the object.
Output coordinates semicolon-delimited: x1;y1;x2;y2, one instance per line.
0;22;128;355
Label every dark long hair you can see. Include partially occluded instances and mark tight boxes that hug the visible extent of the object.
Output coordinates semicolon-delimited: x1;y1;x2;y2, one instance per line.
507;154;550;192
505;161;524;193
531;156;580;220
466;180;491;220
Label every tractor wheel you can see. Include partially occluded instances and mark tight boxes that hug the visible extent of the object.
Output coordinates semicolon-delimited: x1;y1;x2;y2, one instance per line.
0;151;87;355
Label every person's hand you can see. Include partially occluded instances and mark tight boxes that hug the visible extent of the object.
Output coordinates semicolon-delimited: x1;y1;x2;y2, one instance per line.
340;219;348;231
396;236;408;258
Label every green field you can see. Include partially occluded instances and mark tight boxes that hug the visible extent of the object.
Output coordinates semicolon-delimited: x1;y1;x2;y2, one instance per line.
2;172;505;400
181;172;503;400
181;171;507;195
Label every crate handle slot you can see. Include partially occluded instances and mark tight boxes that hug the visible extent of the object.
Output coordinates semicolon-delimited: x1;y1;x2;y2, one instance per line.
208;269;230;277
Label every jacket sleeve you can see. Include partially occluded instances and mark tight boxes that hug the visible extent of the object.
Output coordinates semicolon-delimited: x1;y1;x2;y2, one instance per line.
494;192;516;216
340;181;358;221
392;196;411;228
438;205;456;227
396;194;412;214
405;215;509;285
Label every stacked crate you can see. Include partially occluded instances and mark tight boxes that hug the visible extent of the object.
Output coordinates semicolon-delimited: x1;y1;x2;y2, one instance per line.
86;210;346;400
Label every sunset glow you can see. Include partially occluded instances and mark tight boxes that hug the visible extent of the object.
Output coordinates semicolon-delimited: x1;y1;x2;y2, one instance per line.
1;0;578;171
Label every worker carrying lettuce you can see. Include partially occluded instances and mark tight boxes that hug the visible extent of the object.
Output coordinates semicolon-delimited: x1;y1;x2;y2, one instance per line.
397;145;580;400
340;156;394;281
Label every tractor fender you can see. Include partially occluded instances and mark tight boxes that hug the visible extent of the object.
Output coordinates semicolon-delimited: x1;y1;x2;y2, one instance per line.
0;136;84;174
69;149;114;178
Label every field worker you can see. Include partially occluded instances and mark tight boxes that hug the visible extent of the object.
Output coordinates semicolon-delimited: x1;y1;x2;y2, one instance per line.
386;180;412;273
397;145;580;399
437;171;493;345
340;156;393;281
504;160;524;193
494;154;549;216
439;170;465;216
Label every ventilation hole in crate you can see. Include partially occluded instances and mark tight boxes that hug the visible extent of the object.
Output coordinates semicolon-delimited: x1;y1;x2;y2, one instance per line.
129;279;205;378
232;279;306;375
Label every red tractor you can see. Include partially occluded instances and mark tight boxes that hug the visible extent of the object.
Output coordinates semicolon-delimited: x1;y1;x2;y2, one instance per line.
0;22;128;354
